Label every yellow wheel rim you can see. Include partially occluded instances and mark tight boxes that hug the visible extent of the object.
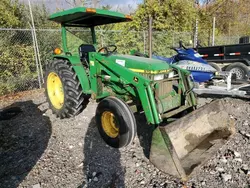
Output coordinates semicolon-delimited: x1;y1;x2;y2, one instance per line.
47;72;64;109
101;111;119;138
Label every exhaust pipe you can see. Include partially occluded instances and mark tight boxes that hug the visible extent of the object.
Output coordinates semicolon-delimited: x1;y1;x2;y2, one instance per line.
149;99;236;181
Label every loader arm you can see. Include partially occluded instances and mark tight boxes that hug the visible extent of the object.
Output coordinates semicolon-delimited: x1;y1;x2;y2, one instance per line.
89;52;160;125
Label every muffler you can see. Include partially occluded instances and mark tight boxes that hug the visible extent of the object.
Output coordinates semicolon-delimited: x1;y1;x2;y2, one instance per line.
149;99;236;181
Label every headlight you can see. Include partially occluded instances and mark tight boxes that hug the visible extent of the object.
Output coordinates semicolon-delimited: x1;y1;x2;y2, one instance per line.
153;74;164;81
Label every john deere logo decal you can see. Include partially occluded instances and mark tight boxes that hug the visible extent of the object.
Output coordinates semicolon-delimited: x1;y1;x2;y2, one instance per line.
133;77;139;82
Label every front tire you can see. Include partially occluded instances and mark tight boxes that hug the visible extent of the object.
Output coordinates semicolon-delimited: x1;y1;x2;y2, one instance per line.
45;59;86;118
95;97;137;148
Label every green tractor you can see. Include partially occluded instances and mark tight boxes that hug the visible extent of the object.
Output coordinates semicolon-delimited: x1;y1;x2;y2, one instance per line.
45;7;235;180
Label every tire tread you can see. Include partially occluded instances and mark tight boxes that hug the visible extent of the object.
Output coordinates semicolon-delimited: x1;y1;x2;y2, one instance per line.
45;59;86;118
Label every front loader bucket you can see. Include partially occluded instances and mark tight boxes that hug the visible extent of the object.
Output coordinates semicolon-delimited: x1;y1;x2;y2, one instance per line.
149;99;236;181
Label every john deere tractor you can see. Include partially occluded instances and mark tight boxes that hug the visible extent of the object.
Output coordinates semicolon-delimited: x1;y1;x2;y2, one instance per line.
45;7;235;180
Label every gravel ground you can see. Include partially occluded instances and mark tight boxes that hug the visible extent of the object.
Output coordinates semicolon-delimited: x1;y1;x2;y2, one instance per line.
0;89;249;188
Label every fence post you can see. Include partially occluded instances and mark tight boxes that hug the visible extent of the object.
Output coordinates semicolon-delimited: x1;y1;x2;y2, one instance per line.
29;23;41;89
34;29;44;83
143;30;146;54
193;19;198;48
172;30;175;47
148;16;153;58
212;17;216;46
28;0;44;85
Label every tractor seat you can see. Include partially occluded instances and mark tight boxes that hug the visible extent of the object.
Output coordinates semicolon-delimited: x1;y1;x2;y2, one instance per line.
79;44;96;63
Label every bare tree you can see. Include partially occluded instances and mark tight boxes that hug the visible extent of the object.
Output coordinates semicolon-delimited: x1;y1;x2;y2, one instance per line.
65;0;85;7
92;0;100;8
65;0;100;8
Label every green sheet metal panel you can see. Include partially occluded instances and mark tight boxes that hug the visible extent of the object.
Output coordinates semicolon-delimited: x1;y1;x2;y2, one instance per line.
106;55;172;72
49;7;132;26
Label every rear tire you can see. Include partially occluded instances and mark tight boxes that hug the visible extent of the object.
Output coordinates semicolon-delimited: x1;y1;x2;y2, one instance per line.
95;97;137;148
45;59;86;119
225;62;249;80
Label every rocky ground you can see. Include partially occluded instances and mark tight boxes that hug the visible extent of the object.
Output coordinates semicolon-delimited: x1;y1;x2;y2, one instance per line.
0;89;249;188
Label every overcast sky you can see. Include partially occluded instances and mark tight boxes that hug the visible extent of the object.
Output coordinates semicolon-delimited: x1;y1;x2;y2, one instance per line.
20;0;143;13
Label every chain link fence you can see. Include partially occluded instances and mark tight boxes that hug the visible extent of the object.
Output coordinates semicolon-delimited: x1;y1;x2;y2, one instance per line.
0;29;37;96
0;28;241;96
0;28;62;96
196;29;242;47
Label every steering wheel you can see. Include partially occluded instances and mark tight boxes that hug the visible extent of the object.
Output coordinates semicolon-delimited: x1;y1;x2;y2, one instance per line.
98;45;117;54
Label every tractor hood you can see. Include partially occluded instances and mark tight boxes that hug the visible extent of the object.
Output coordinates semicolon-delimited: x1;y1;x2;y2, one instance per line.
107;54;173;74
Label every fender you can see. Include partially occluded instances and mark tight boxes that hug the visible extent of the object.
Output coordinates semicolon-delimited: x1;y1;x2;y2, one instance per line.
240;58;250;66
53;55;91;94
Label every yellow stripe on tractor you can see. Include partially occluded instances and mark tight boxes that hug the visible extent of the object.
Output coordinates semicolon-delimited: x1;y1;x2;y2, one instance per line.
129;68;173;74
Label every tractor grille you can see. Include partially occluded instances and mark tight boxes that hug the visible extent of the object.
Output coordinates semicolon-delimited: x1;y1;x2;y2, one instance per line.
157;80;173;96
155;77;182;114
139;72;179;97
139;70;188;113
